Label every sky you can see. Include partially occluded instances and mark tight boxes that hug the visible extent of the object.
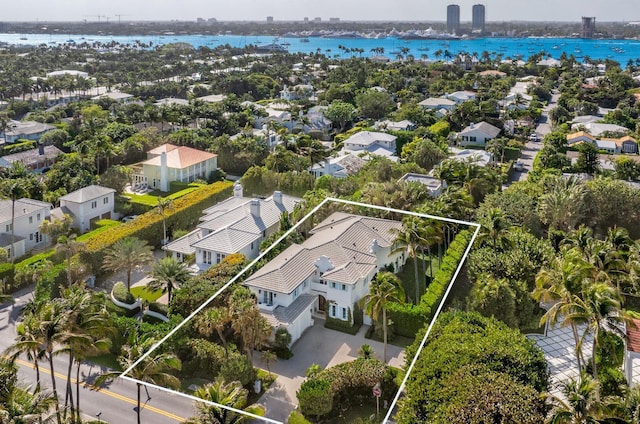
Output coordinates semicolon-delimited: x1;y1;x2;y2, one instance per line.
4;0;640;23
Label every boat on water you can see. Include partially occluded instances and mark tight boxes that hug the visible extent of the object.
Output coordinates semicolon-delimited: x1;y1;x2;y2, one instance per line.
255;43;288;53
19;37;27;40
300;38;310;43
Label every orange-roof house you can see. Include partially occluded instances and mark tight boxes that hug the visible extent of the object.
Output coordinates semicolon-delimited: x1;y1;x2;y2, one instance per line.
566;131;596;146
137;143;217;192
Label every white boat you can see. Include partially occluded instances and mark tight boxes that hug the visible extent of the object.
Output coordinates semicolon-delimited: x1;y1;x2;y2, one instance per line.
255;43;288;53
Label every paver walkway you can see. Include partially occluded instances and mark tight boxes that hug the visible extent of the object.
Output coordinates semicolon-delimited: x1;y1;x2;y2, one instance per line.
253;319;405;422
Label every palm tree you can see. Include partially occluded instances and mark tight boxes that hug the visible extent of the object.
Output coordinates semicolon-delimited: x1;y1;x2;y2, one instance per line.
358;272;405;363
101;237;153;290
477;207;512;273
55;234;85;287
570;283;627;399
545;373;623;423
195;308;230;357
157;197;173;245
0;179;27;263
391;216;426;304
186;379;265;424
0;385;58;424
533;249;592;372
147;257;190;303
94;336;181;424
5;316;45;387
358;344;375;359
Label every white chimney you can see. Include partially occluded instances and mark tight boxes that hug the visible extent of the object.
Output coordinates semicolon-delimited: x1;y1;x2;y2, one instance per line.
160;152;169;192
234;183;244;198
273;191;283;204
250;199;260;218
369;239;380;254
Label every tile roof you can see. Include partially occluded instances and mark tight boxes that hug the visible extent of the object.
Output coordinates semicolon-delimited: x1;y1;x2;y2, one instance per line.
628;318;640;354
2;145;63;164
0;233;25;247
419;97;456;107
566;131;595;141
142;145;217;169
162;229;202;255
244;212;401;293
59;185;115;204
261;294;317;327
460;121;501;138
0;198;51;223
343;131;396;147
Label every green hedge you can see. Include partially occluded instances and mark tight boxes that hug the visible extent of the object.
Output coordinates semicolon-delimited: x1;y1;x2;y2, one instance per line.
387;230;473;338
2;140;36;156
112;281;136;304
287;411;312;424
148;301;168;315
81;181;233;274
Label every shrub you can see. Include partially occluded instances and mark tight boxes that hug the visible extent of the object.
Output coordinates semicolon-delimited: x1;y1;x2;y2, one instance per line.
219;353;256;387
148;302;168;316
179;338;227;379
112;281;136;304
297;378;333;418
387;230;473;338
287;411;312;424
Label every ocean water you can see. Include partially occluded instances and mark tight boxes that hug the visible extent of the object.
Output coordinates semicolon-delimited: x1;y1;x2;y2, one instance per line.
3;32;640;63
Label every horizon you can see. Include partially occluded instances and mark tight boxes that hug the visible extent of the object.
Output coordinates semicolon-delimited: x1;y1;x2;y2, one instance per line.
2;0;640;24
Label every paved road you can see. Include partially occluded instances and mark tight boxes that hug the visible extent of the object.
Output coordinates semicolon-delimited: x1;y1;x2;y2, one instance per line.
0;286;196;424
507;90;559;185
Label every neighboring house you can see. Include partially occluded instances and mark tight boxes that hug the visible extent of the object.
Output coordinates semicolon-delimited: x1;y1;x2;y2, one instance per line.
51;185;116;233
375;120;416;131
398;173;447;197
478;70;507;78
571;115;603;126
537;58;561;67
280;84;315;101
310;153;366;178
0;144;63;172
231;127;280;150
3;121;56;143
446;90;476;104
566;131;638;154
243;212;405;345
501;92;533;110
418;97;456;112
132;144;217;192
449;147;492;167
197;94;227;103
91;91;134;103
0;198;51;259
164;184;300;271
341;131;397;159
457;121;501;147
46;70;89;79
154;98;189;107
253;104;293;130
304;106;333;134
571;122;630;137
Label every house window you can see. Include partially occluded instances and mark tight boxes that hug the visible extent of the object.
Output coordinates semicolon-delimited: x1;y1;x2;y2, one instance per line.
216;253;225;263
341;284;347;291
342;307;347;320
470;136;477;142
5;224;11;232
293;287;299;298
251;241;254;250
29;216;33;224
37;213;41;221
331;304;336;317
91;201;97;209
203;251;212;265
103;197;109;205
29;233;33;241
319;279;326;285
303;280;308;288
331;282;337;289
262;230;266;237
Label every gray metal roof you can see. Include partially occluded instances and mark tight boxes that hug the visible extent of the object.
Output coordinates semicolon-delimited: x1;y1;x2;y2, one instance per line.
261;294;317;327
0;233;25;247
244;212;401;294
163;229;202;255
2;145;63;164
59;185;115;204
0;198;51;223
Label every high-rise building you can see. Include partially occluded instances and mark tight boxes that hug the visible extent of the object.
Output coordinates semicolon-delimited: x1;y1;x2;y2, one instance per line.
472;4;486;33
266;16;274;23
447;4;460;34
582;16;596;38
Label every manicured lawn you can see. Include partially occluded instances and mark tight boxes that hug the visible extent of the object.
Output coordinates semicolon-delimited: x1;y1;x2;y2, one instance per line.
130;286;163;302
77;219;121;242
128;183;206;207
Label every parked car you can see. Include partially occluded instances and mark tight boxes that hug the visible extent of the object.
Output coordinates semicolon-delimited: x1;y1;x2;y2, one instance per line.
121;215;139;223
514;161;524;172
529;133;539;142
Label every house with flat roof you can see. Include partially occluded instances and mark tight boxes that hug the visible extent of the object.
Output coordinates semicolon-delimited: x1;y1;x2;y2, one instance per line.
418;97;456;112
457;121;501;147
3;121;56;144
375;120;416;132
91;91;134;103
243;212;406;344
0;144;63;172
0;198;51;259
446;90;476;104
51;185;116;233
164;184;299;271
571;122;629;137
398;173;446;197
132;144;217;192
310;152;366;178
154;98;189;107
197;94;227;103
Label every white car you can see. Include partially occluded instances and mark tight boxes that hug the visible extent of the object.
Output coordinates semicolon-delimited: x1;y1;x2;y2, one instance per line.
529;133;539;142
514;161;524;172
121;215;139;223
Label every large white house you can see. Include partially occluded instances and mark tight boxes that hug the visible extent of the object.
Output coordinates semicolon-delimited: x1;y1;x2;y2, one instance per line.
164;184;299;271
3;121;56;144
341;131;398;161
457;121;501;147
133;144;218;192
310;153;366;178
243;212;406;345
0;198;51;259
51;185;116;233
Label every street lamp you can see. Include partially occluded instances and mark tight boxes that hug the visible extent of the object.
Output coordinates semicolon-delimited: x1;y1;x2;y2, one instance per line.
96;411;102;423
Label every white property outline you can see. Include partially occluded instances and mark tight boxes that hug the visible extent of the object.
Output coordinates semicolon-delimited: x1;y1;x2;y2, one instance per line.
116;196;480;423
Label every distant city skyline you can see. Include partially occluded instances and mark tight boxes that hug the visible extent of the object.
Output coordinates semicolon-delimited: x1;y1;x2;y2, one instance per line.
3;0;640;23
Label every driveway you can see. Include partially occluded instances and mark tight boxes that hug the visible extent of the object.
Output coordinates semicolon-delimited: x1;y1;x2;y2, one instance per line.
253;319;405;422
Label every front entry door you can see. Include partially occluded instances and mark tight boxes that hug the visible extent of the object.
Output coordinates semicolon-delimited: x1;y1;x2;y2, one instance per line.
318;295;326;312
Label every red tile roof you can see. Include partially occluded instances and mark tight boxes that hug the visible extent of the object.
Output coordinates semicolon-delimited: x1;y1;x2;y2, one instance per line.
627;318;640;353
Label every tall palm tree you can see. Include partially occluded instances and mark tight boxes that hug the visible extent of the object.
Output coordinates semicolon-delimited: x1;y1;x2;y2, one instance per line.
186;379;265;424
570;283;627;399
55;234;85;287
102;237;153;290
147;257;190;303
477;207;512;273
94;336;181;424
391;216;426;304
0;385;58;424
195;308;230;357
0;179;27;263
5;316;45;388
157;197;173;245
358;272;405;363
533;249;593;372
